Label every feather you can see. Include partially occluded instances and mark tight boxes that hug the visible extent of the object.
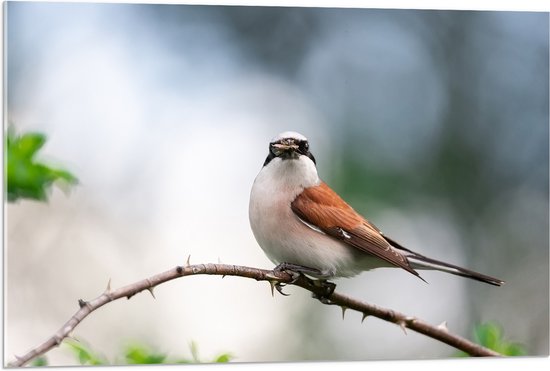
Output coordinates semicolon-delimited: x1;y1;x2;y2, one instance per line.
291;182;422;279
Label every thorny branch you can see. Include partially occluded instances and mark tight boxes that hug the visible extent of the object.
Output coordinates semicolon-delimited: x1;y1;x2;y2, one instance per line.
9;262;501;366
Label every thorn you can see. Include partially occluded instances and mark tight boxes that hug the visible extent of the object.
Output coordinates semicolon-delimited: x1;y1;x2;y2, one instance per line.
78;299;87;308
398;321;408;335
361;313;369;323
341;306;348;320
53;334;64;345
65;334;79;342
186;255;191;267
145;279;156;299
218;257;222;264
105;278;112;293
14;355;23;361
437;320;448;331
265;272;280;281
269;280;276;297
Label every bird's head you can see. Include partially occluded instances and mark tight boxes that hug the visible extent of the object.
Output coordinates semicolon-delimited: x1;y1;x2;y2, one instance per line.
264;131;316;166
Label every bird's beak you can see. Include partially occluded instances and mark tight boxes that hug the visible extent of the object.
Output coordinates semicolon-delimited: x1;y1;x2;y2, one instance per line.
271;141;299;157
272;142;299;151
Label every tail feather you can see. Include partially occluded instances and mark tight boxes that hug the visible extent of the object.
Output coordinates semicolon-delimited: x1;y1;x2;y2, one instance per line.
407;254;504;286
384;236;504;286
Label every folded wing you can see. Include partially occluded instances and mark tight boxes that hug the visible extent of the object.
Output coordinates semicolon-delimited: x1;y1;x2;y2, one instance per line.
291;182;422;279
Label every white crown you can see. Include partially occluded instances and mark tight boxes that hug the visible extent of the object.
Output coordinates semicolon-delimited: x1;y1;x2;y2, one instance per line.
271;131;308;143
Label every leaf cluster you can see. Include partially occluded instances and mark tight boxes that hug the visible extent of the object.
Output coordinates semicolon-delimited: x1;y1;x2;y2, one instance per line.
33;339;233;366
6;128;77;202
456;322;527;357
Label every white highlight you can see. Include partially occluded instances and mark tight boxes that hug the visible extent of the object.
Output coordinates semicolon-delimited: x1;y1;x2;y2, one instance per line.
297;215;327;235
341;229;352;239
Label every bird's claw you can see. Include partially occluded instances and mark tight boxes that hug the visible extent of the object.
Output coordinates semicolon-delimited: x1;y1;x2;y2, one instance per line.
266;264;303;297
268;263;337;299
275;282;290;296
311;280;337;303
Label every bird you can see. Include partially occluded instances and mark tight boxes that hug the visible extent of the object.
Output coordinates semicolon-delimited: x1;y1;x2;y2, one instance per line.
248;131;504;287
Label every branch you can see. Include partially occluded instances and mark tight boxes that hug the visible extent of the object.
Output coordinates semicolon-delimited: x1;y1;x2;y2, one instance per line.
9;262;501;366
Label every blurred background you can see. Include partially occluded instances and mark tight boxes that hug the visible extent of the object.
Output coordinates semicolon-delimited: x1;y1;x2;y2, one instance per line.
4;1;549;366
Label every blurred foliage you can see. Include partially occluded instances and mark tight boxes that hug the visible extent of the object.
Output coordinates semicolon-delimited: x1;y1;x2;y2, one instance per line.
37;338;236;366
6;128;77;202
30;356;48;367
65;339;108;365
29;323;525;366
456;322;527;357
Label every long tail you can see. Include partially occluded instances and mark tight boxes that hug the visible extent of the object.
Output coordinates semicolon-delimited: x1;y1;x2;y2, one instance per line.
384;236;505;286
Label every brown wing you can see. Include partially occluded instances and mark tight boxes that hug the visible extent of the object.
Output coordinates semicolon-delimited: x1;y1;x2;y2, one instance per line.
291;182;420;278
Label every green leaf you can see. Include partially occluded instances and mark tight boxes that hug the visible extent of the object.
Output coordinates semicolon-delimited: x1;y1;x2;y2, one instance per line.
503;342;528;356
189;341;200;363
456;322;527;357
6;128;78;202
214;353;233;363
473;322;501;350
31;356;48;367
64;339;108;365
124;344;167;364
16;133;46;159
62;338;233;365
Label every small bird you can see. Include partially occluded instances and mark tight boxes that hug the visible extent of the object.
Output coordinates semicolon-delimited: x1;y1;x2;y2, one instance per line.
249;131;504;286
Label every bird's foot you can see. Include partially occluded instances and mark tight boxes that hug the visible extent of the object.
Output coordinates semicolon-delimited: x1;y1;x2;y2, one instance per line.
273;262;332;281
267;263;337;298
266;262;311;296
311;279;337;304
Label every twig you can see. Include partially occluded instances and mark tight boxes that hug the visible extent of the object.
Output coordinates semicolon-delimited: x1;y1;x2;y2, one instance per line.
8;263;501;366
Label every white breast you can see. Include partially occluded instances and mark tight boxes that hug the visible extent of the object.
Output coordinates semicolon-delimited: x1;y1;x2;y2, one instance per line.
248;156;368;277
